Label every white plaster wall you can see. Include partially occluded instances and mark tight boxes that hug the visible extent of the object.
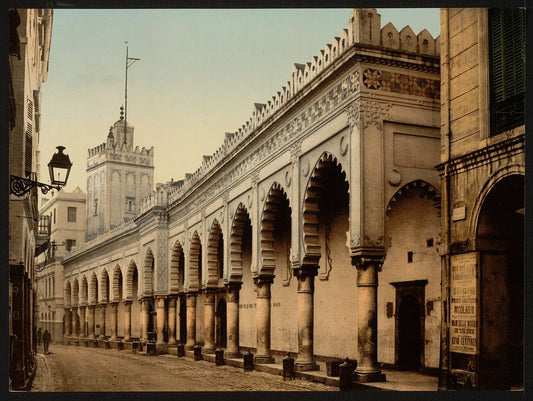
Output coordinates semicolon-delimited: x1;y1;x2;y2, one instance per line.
196;292;205;343
239;263;257;349
314;210;359;359
378;187;441;368
271;268;298;353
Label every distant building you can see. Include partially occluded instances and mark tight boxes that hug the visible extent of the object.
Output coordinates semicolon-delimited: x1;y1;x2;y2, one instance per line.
86;112;154;241
8;8;53;390
36;187;86;342
438;8;525;390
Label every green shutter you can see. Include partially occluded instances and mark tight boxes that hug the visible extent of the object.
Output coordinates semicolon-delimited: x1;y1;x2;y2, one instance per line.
489;8;525;134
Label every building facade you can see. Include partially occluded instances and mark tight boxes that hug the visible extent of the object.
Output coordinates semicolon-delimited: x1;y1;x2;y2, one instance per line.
36;187;87;342
438;8;525;390
9;8;53;390
61;8;444;383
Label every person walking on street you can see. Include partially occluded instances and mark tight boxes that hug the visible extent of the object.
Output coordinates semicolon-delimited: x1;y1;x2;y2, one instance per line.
37;327;42;347
43;330;51;354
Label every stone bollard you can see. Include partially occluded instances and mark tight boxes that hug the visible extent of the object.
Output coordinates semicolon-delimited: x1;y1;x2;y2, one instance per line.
177;343;185;357
215;348;225;366
193;345;202;361
339;358;354;391
147;342;157;356
243;349;254;371
283;353;295;380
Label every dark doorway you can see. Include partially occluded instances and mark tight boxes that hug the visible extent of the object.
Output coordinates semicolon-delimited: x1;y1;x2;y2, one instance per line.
179;294;187;343
477;174;524;389
398;295;421;370
391;280;426;371
216;298;227;348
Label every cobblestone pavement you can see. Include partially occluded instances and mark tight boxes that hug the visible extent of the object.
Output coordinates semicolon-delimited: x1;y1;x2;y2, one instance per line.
30;344;336;392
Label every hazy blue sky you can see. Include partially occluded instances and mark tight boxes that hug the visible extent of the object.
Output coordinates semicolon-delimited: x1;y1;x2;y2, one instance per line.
39;8;440;192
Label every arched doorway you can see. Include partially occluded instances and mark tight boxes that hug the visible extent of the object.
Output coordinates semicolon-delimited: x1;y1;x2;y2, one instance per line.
477;174;524;389
216;298;227;348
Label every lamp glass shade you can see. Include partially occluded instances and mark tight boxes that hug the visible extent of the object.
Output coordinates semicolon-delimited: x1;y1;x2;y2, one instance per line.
48;146;72;186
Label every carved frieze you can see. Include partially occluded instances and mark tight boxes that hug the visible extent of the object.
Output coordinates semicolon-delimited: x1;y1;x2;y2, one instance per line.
362;67;440;99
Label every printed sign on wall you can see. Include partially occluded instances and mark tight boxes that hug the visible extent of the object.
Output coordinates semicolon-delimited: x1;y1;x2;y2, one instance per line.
450;252;479;355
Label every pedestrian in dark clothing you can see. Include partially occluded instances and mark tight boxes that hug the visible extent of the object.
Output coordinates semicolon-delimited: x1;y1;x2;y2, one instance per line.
37;327;42;346
43;330;51;354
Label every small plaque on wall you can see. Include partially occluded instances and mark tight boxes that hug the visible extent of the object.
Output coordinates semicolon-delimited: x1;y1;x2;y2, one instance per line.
452;206;466;222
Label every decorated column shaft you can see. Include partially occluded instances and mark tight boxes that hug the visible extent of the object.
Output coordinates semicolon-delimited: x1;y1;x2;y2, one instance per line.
295;267;319;371
353;255;385;383
79;306;86;337
141;298;151;342
203;290;216;353
123;301;132;341
155;296;166;344
71;306;78;336
98;303;107;339
87;305;96;339
226;283;242;358
167;297;177;345
65;308;72;337
254;276;275;363
109;303;118;341
186;293;197;349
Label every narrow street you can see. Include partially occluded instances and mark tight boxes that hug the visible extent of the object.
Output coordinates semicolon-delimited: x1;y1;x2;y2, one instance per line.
30;344;336;392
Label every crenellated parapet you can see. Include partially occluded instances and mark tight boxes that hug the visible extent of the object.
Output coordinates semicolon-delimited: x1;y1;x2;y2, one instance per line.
165;8;439;207
87;133;154;170
138;180;182;217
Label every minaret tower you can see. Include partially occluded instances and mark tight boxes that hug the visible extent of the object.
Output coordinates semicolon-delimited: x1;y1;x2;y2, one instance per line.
85;109;154;241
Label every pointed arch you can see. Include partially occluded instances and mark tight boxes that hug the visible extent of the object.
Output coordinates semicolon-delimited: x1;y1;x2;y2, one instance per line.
72;278;79;307
260;182;291;275
125;260;138;300
386;179;440;217
229;203;251;282
206;219;223;286
302;152;349;266
111;265;123;303
170;240;185;293
80;275;88;305
89;272;98;305
189;231;202;290
143;248;154;296
100;268;110;303
64;280;72;308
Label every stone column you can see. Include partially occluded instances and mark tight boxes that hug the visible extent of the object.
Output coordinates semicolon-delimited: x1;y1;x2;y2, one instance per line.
98;303;107;339
254;276;275;363
109;303;118;341
71;306;78;336
203;290;216;353
87;305;96;339
79;306;86;337
141;298;151;342
295;267;319;371
167;296;177;345
186;293;197;350
65;308;72;337
226;283;242;358
352;255;386;382
123;301;132;341
155;296;166;345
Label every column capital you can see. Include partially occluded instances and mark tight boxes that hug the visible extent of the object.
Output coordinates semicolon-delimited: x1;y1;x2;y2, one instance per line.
226;281;242;291
293;265;319;280
123;299;133;306
253;275;274;286
350;248;385;271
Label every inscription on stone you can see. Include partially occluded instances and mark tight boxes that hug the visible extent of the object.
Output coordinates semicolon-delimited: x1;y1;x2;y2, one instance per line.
450;252;479;355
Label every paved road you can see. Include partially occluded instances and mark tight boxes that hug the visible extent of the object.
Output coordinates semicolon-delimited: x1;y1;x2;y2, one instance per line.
31;344;336;392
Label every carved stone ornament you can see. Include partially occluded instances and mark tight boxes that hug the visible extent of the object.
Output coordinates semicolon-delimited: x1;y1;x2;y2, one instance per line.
361;101;392;130
285;170;292;187
363;68;383;90
387;169;402;186
340;135;349;156
302;159;310;177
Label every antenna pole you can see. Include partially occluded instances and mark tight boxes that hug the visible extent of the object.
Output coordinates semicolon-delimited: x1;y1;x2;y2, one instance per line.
124;42;140;147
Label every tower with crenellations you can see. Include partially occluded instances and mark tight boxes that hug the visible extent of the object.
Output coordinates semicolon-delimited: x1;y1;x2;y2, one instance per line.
85;107;154;240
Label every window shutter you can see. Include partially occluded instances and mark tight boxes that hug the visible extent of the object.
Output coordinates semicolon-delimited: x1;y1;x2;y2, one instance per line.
489;8;526;134
25;122;33;176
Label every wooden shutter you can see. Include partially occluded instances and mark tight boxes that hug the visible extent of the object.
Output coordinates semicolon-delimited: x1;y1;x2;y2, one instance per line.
489;8;526;134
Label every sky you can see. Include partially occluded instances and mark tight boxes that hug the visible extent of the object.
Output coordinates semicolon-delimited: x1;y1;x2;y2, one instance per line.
39;8;440;193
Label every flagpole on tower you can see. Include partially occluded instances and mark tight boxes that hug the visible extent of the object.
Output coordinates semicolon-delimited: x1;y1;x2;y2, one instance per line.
124;42;140;147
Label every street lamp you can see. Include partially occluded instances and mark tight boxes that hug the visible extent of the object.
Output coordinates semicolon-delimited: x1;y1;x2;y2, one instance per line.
11;146;73;197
